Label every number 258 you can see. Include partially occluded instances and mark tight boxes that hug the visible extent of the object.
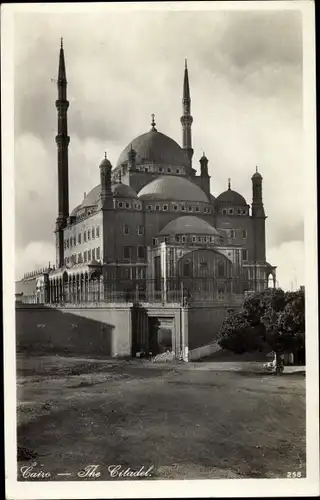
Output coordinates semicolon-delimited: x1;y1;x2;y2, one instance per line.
287;471;302;478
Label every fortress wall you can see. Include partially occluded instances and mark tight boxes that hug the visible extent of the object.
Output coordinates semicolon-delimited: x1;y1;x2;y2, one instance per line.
187;304;242;350
15;304;132;357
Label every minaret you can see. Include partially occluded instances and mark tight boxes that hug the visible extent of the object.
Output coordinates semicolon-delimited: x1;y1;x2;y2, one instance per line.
251;167;266;264
180;59;193;168
199;152;210;195
251;167;265;218
55;38;70;268
99;152;113;208
200;152;209;177
128;144;137;172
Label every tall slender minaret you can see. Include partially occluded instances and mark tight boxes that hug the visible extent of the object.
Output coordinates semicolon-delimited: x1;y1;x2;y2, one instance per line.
180;59;193;169
251;167;266;264
55;38;70;268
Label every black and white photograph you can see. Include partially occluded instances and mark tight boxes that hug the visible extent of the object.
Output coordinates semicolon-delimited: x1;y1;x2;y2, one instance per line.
2;1;319;498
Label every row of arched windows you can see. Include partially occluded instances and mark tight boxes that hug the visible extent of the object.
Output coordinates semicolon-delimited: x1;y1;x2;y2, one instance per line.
65;225;100;249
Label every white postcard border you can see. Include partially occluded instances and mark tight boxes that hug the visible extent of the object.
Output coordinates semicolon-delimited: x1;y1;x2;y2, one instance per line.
2;1;318;498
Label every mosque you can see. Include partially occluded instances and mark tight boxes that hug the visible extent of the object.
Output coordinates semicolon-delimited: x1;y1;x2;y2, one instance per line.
16;42;277;358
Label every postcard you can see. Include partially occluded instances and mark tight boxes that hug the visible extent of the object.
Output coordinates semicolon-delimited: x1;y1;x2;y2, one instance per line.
2;1;319;498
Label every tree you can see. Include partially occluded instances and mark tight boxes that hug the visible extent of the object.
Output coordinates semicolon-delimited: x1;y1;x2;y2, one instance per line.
218;309;265;354
261;289;305;373
218;288;305;374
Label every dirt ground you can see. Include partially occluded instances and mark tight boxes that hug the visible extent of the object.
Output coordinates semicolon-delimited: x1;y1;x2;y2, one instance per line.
16;354;306;481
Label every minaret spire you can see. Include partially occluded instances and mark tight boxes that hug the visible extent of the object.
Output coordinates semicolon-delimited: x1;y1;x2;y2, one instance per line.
180;59;193;169
55;39;70;269
151;113;157;131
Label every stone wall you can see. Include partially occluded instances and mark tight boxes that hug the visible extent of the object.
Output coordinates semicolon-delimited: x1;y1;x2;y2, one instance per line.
16;301;242;360
187;304;242;350
15;303;131;357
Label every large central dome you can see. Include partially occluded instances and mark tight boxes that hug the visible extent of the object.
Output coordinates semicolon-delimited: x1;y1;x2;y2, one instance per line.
138;176;209;202
116;129;189;168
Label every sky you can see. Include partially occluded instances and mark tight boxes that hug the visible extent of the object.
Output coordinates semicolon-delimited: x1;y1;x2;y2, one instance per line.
14;7;305;289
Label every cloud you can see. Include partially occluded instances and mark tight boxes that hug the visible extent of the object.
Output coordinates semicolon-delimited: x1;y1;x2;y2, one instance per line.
13;9;304;286
15;241;56;281
268;241;305;291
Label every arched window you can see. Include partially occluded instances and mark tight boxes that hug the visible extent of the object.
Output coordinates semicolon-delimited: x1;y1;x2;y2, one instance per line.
217;260;225;277
183;260;191;277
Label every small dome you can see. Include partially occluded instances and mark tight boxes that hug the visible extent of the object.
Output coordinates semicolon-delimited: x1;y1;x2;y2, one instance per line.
112;183;138;198
216;189;247;206
159;216;220;236
252;171;262;180
138;176;208;202
117;129;189;168
200;153;208;163
99;157;112;169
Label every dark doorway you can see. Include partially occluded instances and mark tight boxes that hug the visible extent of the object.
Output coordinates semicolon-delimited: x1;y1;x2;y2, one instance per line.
148;317;161;356
131;305;149;357
148;317;173;356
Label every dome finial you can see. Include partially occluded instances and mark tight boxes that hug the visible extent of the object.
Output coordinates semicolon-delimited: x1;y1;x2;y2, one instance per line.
228;178;231;190
185;58;188;69
104;151;107;160
256;165;258;173
151;113;157;131
60;37;63;49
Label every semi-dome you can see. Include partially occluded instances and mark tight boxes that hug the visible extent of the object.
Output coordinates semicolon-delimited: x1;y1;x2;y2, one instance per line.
71;204;82;216
116;129;189;168
72;181;138;214
138;176;208;203
81;185;100;208
112;183;138;198
216;189;247;206
159;216;220;236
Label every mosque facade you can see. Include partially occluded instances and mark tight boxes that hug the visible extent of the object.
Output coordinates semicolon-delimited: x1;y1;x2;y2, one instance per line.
17;42;277;335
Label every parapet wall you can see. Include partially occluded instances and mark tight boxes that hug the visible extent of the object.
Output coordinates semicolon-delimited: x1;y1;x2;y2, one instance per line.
16;303;132;357
16;300;240;359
